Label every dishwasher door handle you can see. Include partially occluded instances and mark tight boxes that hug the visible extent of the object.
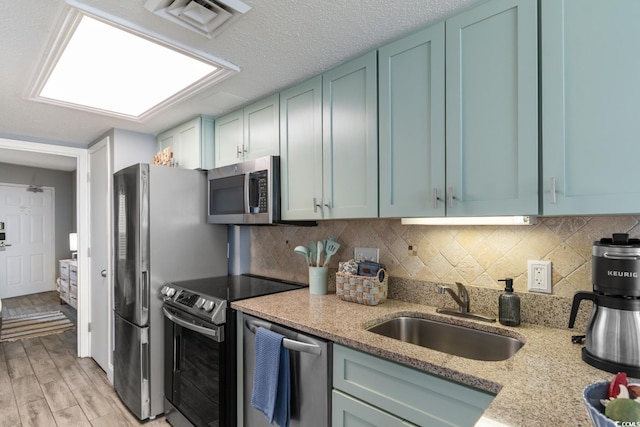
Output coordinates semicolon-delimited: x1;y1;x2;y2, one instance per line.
245;319;322;356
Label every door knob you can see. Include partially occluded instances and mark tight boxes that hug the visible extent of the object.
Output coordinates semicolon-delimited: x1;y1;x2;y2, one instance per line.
101;270;107;277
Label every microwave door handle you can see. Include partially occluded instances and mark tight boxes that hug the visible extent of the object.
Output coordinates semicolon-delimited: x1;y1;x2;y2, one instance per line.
244;173;251;214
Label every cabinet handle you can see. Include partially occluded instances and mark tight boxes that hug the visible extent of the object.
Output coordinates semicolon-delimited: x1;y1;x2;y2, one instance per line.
236;146;242;158
243;145;248;154
432;188;441;209
313;197;321;213
447;187;455;208
550;177;557;204
324;203;331;210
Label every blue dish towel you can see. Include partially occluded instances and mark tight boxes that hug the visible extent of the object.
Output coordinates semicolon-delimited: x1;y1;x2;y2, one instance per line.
251;327;291;427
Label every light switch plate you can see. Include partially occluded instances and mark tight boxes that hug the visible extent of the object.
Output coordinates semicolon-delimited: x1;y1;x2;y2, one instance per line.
354;247;379;262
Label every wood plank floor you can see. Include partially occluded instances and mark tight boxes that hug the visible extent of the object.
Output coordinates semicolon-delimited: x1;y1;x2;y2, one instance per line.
1;291;169;427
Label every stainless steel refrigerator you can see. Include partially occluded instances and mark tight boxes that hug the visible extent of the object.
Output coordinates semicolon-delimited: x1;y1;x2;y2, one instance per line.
113;163;227;420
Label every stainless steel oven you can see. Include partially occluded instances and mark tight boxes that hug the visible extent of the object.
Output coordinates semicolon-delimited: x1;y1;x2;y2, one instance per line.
160;275;305;427
163;304;230;427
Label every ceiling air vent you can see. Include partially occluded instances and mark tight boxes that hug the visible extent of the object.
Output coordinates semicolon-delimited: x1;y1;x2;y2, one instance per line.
144;0;251;38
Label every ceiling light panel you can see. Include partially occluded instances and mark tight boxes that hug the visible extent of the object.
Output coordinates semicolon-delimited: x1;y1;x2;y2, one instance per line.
29;8;237;120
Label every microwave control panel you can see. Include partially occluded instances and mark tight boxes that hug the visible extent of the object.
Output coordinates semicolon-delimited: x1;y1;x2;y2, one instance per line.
250;170;268;213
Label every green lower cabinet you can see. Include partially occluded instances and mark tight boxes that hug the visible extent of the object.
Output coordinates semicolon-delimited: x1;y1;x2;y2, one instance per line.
333;390;417;427
333;345;494;427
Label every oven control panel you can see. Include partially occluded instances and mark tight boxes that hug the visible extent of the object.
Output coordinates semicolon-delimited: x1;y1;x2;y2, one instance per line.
160;286;226;324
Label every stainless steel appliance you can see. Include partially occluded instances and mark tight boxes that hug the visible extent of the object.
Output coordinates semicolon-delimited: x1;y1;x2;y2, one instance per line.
243;313;332;427
113;164;228;420
569;233;640;377
161;274;305;427
207;155;280;225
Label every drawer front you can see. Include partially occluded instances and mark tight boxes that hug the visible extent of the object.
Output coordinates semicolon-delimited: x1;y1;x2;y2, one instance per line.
333;345;494;426
69;265;77;283
59;262;69;279
332;390;416;427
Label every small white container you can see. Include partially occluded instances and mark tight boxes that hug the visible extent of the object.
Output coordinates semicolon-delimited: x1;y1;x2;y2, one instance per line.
309;266;329;295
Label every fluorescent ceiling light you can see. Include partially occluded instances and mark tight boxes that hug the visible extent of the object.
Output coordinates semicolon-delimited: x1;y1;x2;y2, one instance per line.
401;216;537;226
30;9;237;120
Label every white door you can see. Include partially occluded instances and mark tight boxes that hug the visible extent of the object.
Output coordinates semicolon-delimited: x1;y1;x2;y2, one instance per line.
0;185;55;298
89;137;112;380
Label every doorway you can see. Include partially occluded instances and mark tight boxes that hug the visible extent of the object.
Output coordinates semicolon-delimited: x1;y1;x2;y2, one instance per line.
0;184;55;298
0;137;89;358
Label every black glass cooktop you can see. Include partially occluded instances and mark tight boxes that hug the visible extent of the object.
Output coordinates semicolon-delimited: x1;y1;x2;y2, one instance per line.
167;274;305;302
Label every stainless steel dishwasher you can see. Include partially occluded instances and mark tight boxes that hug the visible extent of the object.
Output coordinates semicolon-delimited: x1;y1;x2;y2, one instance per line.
243;313;332;427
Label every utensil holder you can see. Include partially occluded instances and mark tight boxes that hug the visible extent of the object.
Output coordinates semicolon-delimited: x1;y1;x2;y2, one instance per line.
309;266;329;295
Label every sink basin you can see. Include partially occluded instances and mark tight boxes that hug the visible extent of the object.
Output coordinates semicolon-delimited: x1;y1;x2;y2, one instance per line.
367;316;524;361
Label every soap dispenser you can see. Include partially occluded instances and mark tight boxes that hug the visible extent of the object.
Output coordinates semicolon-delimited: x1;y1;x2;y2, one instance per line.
498;278;520;326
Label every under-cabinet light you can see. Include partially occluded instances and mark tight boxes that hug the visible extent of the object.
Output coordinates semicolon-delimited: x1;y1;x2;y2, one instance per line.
401;216;537;226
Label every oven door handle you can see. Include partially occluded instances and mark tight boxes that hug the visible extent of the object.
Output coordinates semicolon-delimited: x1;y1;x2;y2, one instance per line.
245;319;322;356
163;307;224;342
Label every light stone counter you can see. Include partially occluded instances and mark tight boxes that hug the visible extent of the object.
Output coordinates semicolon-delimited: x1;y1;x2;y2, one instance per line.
232;288;617;426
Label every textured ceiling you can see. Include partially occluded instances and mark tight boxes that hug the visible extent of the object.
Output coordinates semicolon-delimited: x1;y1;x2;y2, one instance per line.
0;0;479;151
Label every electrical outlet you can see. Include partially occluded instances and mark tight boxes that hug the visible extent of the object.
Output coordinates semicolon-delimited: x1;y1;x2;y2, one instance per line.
528;260;552;293
354;247;379;262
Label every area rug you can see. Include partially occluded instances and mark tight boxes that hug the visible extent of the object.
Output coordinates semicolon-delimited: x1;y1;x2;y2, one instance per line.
0;310;75;342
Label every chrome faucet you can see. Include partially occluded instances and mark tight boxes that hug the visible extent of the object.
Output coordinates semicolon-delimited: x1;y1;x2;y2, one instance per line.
436;282;496;323
437;282;470;314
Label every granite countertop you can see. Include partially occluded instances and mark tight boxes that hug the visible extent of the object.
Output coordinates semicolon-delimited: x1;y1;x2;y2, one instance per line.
232;288;616;426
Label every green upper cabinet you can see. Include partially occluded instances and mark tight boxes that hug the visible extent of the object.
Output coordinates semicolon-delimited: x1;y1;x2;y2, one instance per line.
379;23;446;218
446;0;538;216
214;94;280;168
281;52;378;221
157;115;214;170
214;109;243;167
541;0;640;215
322;51;379;219
280;76;324;220
244;94;280;160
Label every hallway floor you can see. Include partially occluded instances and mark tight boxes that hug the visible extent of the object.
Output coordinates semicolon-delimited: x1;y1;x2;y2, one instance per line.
1;291;169;427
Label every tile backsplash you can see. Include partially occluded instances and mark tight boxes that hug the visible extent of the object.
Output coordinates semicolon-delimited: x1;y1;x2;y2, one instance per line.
247;216;640;329
249;215;640;297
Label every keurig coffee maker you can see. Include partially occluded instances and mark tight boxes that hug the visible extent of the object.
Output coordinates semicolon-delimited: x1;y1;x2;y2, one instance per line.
569;233;640;376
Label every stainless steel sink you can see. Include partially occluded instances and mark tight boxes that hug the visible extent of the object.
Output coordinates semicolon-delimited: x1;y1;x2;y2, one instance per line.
367;316;524;361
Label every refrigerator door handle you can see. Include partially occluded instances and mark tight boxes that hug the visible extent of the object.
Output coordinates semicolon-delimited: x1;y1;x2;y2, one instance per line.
141;271;149;322
142;341;149;382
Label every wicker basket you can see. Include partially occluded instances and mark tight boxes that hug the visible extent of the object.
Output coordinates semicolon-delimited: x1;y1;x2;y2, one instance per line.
336;269;388;306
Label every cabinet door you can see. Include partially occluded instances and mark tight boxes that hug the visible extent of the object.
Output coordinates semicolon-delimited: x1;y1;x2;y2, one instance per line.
157;131;177;164
244;94;280;160
280;76;324;220
177;116;213;170
446;0;538;216
379;23;446;218
323;51;378;219
157;116;213;170
542;0;640;215
333;344;494;426
214;109;244;167
332;390;416;427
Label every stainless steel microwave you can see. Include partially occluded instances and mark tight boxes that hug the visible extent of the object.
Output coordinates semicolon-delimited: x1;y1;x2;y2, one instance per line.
207;156;280;225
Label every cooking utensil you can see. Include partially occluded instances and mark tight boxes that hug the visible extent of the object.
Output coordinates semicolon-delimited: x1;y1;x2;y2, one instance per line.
323;240;340;266
308;241;317;267
294;246;310;266
316;241;323;267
